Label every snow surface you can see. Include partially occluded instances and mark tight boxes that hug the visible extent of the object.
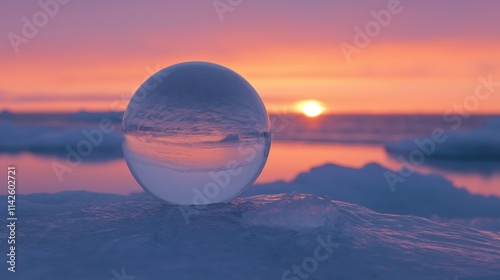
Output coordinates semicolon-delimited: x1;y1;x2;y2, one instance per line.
0;122;123;158
244;163;500;219
386;117;500;160
1;192;499;280
2;162;500;280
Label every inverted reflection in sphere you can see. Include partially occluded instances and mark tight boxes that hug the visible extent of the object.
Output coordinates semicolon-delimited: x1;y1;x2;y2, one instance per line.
122;62;271;205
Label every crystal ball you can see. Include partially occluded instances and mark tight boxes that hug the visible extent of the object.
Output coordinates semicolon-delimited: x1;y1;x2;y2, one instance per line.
122;62;271;205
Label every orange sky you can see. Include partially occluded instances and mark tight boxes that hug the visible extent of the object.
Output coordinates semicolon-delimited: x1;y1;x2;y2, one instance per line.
1;0;500;114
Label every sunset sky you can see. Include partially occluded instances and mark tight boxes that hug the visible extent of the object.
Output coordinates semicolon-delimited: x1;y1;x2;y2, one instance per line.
1;0;500;114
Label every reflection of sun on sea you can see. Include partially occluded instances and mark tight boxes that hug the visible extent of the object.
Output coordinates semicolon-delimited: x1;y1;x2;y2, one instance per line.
296;100;325;117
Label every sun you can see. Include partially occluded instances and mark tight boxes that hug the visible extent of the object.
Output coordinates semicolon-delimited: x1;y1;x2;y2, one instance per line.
298;100;325;117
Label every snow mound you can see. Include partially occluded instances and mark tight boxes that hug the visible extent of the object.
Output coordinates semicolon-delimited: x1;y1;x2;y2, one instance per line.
241;194;348;232
67;111;123;123
386;117;500;160
0;122;123;158
244;162;500;219
1;192;499;280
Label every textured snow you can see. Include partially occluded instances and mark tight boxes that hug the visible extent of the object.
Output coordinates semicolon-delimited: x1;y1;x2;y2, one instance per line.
245;163;500;219
386;117;500;160
0;122;123;158
1;191;500;280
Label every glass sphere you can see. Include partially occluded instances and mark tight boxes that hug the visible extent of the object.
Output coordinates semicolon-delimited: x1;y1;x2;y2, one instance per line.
122;62;271;205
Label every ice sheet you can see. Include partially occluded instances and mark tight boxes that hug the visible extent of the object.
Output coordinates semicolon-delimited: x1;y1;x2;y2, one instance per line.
1;191;499;280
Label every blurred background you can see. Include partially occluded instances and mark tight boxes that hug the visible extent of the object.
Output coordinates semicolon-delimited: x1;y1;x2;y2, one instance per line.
1;0;499;197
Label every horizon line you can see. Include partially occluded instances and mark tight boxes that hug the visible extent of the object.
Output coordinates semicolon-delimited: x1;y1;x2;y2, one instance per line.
2;109;500;117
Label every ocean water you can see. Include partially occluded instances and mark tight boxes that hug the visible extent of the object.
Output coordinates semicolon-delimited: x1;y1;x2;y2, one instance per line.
270;113;490;144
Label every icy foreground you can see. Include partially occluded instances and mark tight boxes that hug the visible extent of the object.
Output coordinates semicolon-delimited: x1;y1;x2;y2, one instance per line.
245;163;500;222
1;192;500;280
